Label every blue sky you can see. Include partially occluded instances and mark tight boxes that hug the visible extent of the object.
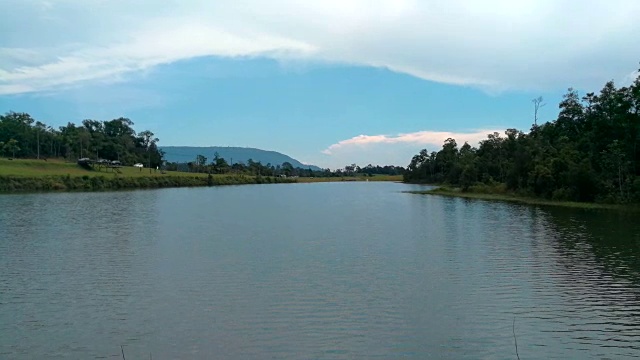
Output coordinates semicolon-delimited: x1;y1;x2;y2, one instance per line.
1;1;639;168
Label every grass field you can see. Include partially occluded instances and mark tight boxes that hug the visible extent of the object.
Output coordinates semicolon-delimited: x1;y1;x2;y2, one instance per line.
408;186;640;211
0;158;292;192
0;158;207;178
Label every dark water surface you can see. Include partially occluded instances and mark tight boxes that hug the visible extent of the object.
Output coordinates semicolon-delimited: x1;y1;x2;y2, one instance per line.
1;182;640;359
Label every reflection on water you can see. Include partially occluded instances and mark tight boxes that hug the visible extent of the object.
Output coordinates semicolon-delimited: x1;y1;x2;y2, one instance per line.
1;184;640;359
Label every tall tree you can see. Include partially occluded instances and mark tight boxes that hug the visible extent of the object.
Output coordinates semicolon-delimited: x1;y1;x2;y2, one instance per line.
403;69;640;204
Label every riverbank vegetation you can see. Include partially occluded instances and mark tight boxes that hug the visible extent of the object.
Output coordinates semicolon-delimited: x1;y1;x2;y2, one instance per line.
296;174;403;183
167;155;405;179
0;158;400;192
0;112;164;168
405;69;640;204
408;186;640;211
0;159;295;192
0;111;405;192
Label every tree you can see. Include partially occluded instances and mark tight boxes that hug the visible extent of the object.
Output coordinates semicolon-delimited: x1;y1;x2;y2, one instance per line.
403;69;640;204
3;64;640;204
0;112;165;166
5;139;20;158
281;162;294;176
196;154;207;168
0;112;34;157
138;130;159;173
35;121;46;159
211;152;229;174
601;140;629;201
344;163;357;175
532;96;546;126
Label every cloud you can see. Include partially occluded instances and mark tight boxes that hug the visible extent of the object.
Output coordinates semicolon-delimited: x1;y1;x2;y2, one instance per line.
624;70;640;84
322;129;503;155
0;21;315;94
1;0;640;95
313;129;502;168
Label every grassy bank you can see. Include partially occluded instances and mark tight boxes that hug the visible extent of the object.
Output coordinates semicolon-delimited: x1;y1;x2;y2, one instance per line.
0;158;294;193
407;186;640;211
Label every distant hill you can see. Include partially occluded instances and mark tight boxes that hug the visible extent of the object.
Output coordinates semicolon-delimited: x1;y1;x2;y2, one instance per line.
161;146;323;171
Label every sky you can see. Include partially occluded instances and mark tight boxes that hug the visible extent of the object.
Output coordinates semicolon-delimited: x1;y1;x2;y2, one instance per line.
1;1;639;169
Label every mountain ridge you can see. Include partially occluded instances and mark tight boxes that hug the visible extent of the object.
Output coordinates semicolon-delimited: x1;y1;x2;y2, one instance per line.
161;146;323;171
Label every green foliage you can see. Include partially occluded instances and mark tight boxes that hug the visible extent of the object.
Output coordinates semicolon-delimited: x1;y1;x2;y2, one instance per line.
0;113;164;167
409;187;640;211
1;138;20;158
165;158;405;178
405;69;640;204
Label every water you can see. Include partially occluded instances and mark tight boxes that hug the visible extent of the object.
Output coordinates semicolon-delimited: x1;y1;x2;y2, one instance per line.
1;182;640;359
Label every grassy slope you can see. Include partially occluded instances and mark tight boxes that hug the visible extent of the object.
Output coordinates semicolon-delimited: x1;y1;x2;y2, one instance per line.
408;186;640;211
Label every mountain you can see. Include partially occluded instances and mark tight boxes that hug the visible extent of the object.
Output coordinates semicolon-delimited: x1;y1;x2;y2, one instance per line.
161;146;323;171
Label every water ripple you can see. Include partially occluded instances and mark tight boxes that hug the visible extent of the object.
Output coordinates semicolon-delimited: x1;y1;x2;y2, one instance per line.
1;184;640;359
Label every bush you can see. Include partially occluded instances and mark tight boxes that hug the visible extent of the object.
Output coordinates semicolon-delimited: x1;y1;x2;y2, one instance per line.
551;188;575;201
469;182;507;194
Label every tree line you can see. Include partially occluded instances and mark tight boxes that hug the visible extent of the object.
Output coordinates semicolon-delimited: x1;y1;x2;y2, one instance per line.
0;111;405;178
404;68;640;203
168;155;405;178
164;154;309;176
0;112;164;168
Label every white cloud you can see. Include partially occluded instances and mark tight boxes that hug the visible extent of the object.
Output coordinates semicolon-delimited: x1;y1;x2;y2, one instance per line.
1;0;639;95
323;129;501;155
0;21;315;94
315;129;502;168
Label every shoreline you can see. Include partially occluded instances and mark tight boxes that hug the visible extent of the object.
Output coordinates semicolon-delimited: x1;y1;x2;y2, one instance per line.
0;174;296;193
0;159;402;193
0;175;402;193
406;186;640;211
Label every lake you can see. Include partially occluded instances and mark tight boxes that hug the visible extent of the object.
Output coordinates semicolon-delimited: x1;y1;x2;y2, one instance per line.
1;182;640;359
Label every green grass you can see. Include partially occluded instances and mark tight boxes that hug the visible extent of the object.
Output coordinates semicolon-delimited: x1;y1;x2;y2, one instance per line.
0;158;209;178
0;158;87;176
0;158;294;192
407;186;640;211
